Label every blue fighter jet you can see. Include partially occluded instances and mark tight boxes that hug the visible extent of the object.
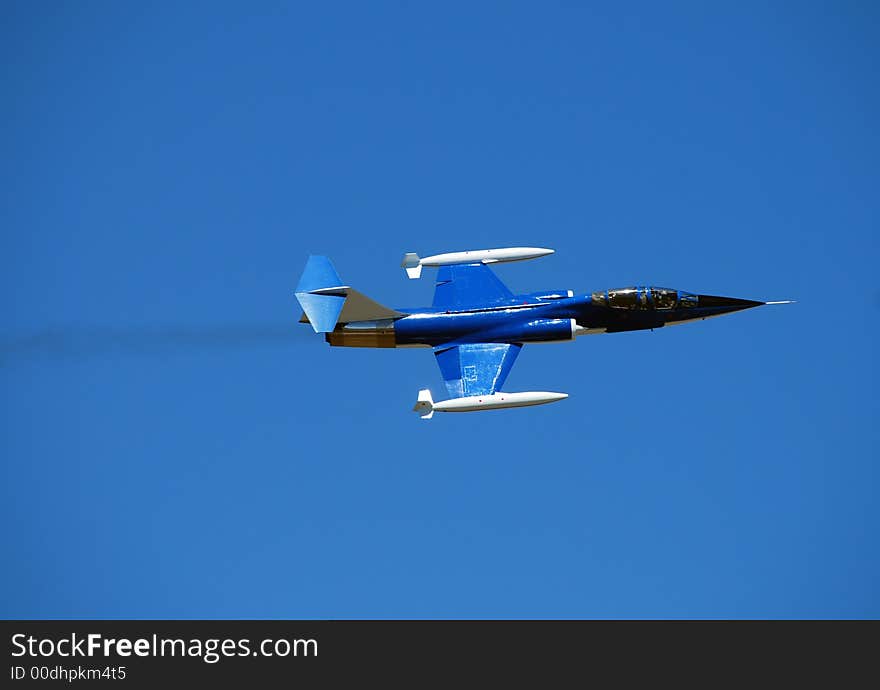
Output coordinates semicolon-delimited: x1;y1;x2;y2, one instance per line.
296;247;791;418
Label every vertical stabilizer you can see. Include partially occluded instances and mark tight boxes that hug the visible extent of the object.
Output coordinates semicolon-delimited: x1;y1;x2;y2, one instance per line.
295;256;348;333
296;255;406;333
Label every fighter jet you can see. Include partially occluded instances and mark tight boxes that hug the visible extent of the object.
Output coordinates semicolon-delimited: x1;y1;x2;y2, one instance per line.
295;248;791;418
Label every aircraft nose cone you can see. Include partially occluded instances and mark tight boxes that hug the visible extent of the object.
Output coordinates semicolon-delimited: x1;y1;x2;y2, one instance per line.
698;295;764;313
698;295;765;309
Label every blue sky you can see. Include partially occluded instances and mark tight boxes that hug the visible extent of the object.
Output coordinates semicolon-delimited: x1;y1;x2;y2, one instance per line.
2;2;877;618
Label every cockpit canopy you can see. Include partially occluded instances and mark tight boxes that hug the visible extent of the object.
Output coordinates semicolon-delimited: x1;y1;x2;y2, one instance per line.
591;287;698;310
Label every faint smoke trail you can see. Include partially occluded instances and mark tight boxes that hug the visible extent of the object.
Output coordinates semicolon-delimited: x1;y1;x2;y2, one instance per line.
0;323;313;364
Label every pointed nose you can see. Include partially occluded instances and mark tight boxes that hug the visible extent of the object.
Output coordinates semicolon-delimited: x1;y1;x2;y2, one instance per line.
697;294;764;312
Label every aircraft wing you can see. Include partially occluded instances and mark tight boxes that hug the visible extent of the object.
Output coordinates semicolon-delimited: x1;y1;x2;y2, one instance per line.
432;263;514;310
434;343;522;398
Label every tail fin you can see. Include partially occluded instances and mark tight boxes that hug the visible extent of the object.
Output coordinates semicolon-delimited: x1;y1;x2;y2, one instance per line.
296;255;405;333
295;256;348;333
412;389;434;420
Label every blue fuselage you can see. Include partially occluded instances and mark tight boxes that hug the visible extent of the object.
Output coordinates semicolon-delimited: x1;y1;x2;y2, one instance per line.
386;288;763;348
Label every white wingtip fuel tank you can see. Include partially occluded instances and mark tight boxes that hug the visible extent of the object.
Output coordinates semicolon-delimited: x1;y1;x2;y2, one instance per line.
402;247;554;279
412;389;567;419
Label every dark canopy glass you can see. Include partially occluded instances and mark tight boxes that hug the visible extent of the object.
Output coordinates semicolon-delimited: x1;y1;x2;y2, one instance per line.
591;287;698;310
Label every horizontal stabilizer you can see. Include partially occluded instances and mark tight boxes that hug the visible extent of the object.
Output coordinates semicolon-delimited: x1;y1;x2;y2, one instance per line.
338;288;405;322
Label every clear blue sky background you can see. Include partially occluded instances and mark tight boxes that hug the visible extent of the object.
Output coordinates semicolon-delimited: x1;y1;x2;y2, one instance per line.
2;2;877;618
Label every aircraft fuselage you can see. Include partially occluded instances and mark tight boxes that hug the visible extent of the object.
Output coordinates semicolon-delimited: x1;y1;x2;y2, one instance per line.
325;287;764;348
